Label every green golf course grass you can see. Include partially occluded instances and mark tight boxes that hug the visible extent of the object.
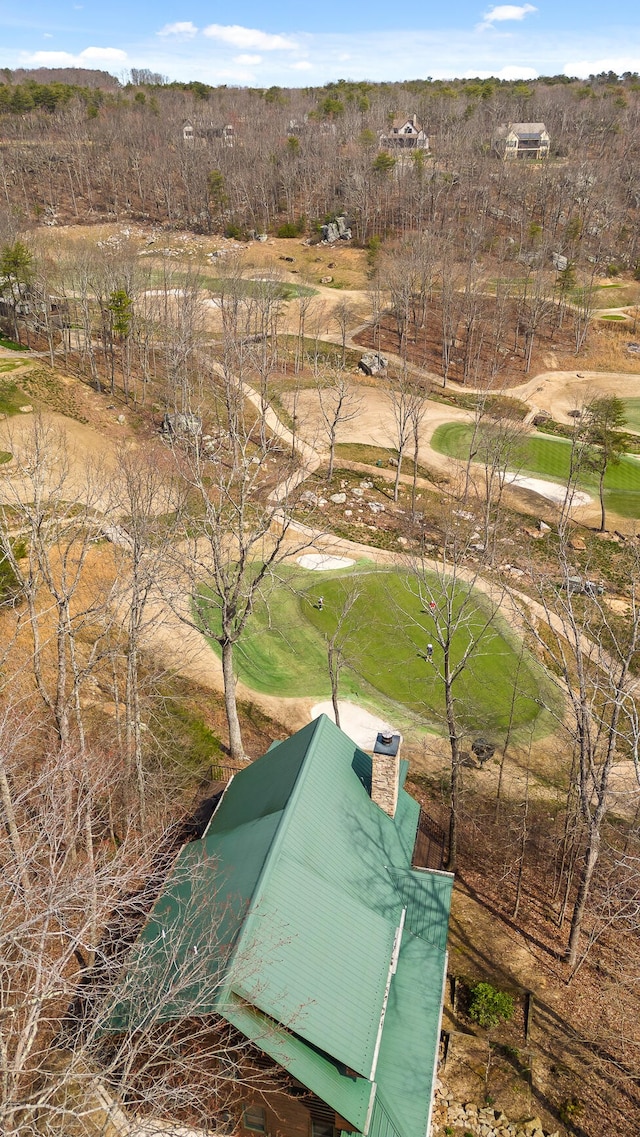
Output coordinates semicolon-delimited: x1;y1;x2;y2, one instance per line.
430;422;640;519
621;399;640;434
198;565;560;741
0;381;28;416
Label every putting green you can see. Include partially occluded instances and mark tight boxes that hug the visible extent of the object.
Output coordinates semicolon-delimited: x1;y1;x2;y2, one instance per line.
431;422;640;519
198;566;560;741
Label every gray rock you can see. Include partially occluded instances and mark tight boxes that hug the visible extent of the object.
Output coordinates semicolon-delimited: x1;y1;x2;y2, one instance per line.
160;412;201;438
521;1119;543;1135
330;492;347;503
358;352;388;376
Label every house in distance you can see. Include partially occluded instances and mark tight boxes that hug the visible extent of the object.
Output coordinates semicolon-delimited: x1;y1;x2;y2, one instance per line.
106;715;453;1137
380;114;429;151
492;122;550;159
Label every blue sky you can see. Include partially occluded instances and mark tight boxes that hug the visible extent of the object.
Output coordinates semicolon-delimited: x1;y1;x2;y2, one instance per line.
2;2;640;85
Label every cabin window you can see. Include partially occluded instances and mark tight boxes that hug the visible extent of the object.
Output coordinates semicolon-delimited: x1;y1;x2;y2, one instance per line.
244;1106;267;1132
312;1121;336;1137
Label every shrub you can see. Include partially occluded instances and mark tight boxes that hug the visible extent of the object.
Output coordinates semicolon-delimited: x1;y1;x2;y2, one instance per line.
468;982;515;1029
559;1096;584;1124
276;217;305;238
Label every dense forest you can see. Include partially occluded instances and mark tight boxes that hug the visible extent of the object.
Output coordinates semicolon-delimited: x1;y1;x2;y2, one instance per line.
0;70;639;267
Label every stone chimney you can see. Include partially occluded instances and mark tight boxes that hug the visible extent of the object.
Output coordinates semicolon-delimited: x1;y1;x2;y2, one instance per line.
371;732;402;819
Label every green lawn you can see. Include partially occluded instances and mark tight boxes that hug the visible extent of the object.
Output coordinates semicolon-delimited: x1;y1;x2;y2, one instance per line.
621;399;640;434
431;422;640;519
198;565;560;741
148;271;317;301
0;380;28;416
334;442;435;480
0;336;29;351
0;361;22;373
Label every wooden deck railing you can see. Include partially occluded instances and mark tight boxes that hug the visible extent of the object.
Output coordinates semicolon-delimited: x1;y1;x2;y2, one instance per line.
411;807;447;871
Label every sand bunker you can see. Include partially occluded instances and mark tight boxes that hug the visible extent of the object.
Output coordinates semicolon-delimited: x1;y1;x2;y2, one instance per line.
505;473;591;507
311;701;400;751
297;554;355;571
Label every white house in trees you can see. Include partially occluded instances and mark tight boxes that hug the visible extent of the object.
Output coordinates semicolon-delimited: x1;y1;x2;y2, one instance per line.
380;113;429;151
492;122;550;159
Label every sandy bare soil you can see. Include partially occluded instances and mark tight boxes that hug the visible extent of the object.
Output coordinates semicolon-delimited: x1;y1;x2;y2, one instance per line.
284;383;473;455
0;411;122;512
297;553;355;570
284;384;595;512
310;701;397;750
510;368;640;423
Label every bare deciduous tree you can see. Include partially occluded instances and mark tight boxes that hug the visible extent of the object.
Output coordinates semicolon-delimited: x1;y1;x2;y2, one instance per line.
316;370;362;483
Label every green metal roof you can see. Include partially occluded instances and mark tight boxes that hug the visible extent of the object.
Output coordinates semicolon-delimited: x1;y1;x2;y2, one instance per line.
107;715;452;1137
225;993;375;1132
374;931;449;1137
231;850;399;1077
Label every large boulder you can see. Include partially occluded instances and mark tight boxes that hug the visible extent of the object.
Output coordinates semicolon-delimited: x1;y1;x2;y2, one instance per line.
358;352;388;376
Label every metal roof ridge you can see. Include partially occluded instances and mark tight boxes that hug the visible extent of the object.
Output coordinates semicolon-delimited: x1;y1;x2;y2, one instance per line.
222;715;329;984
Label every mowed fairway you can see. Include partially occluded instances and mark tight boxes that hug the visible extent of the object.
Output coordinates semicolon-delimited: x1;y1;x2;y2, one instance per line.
621;398;640;434
431;422;640;518
199;566;559;740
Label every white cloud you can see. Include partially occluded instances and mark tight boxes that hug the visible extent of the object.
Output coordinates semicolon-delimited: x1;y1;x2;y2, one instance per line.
290;60;313;71
482;4;537;23
158;22;198;39
464;64;538;79
79;47;128;62
26;46;127;66
202;24;297;51
27;51;77;65
234;54;262;65
563;56;640;78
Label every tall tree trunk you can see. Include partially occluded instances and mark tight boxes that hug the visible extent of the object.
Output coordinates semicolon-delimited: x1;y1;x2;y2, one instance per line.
444;665;460;872
0;768;32;895
567;829;600;966
393;447;404;502
328;645;341;730
221;638;245;762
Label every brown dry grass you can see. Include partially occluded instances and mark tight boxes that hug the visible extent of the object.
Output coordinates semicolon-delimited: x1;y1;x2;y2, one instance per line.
573;321;640;373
